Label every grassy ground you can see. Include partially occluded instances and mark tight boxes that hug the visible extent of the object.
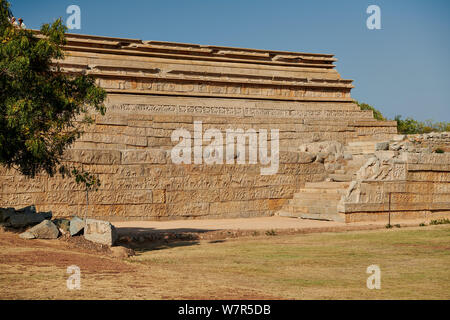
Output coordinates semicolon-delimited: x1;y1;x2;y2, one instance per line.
0;225;449;299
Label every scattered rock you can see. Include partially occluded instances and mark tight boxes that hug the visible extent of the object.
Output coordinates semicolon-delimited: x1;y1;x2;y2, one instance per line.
343;153;353;160
84;219;118;246
110;246;135;259
7;211;52;228
375;141;389;151
53;218;71;235
391;134;406;142
0;208;15;223
14;205;36;215
20;220;60;239
19;231;35;239
70;216;85;236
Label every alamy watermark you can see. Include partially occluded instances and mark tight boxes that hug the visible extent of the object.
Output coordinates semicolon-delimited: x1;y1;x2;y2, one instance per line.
366;265;381;289
366;5;381;30
171;121;279;175
66;5;81;30
67;265;81;290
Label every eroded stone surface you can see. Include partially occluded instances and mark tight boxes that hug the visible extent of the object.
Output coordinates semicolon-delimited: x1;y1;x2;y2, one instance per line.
1;34;446;222
20;220;59;239
84;219;118;246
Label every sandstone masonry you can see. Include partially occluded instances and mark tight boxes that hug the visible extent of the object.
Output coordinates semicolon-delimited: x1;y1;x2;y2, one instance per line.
2;33;446;222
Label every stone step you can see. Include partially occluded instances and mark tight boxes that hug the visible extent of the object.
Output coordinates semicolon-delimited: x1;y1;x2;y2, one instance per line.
276;210;296;217
289;198;341;207
299;213;345;222
286;204;338;215
344;147;376;155
295;188;347;195
350;154;373;161
328;173;353;182
305;182;350;189
347;141;380;147
293;192;342;200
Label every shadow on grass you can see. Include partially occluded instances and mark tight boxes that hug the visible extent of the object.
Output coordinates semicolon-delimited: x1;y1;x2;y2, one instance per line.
116;226;229;253
130;240;201;254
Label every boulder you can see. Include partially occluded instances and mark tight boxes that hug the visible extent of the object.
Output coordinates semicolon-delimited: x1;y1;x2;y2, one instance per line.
20;220;59;239
69;216;85;236
0;208;15;223
19;231;35;240
84;219;118;246
16;205;37;215
53;218;71;235
7;211;52;228
110;246;136;259
375;141;389;151
391;134;406;142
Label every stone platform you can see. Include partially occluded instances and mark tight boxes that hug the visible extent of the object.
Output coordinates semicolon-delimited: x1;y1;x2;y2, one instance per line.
5;33;441;222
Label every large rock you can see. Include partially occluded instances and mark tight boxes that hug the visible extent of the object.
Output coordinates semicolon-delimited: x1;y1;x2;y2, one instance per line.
69;216;85;236
7;209;52;228
53;218;71;235
84;219;118;246
19;231;35;240
19;220;60;239
16;205;37;215
375;141;389;151
0;208;15;223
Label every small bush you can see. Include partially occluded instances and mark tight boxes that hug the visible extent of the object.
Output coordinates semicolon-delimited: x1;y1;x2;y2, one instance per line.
357;101;386;121
265;229;277;236
419;223;426;227
429;218;450;225
434;148;445;154
385;224;393;229
395;116;450;134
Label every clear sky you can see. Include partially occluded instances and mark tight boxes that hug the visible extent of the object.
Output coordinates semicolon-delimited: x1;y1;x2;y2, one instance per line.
9;0;450;121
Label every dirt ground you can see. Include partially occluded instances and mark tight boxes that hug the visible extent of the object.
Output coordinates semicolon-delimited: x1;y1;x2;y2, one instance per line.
0;219;449;300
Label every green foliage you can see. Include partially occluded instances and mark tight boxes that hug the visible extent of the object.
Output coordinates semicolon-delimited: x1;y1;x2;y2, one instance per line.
356;101;386;121
394;116;450;134
434;148;444;154
71;167;101;192
0;0;106;178
69;166;101;219
265;229;277;236
355;100;449;135
429;218;450;225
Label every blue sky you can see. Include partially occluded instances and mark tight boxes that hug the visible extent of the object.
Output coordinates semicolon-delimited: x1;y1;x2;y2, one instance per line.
9;0;450;121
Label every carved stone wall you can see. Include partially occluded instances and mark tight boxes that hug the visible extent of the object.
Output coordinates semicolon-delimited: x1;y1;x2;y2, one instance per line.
0;33;399;220
341;153;450;222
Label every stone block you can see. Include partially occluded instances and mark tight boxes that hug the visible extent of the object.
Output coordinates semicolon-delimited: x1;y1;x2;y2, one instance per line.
20;220;59;239
84;219;118;246
7;210;52;228
70;216;85;236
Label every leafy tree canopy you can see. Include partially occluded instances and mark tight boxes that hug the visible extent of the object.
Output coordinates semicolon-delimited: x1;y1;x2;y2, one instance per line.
0;0;106;178
356;101;449;134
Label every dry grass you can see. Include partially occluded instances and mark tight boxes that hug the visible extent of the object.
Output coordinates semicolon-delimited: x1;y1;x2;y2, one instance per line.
0;225;449;299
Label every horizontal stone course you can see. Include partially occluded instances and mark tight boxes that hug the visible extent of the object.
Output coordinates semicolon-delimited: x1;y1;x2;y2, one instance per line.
0;34;405;221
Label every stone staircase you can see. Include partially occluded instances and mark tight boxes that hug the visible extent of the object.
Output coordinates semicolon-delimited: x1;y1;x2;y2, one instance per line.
277;140;383;221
